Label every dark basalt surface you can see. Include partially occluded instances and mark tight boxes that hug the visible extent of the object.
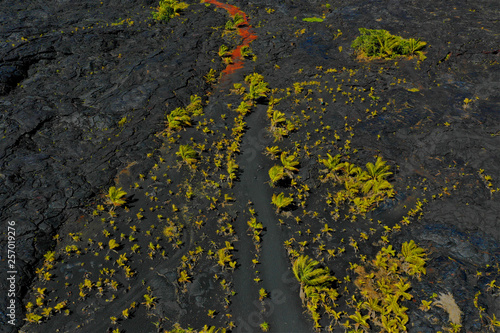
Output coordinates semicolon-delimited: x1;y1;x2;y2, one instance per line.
0;0;225;329
0;0;499;332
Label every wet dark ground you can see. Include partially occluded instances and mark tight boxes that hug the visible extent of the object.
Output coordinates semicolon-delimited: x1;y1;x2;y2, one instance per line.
0;0;499;332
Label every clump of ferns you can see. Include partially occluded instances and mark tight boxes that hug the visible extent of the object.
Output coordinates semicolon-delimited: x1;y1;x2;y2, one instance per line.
292;255;339;331
161;95;203;136
223;13;245;37
351;28;427;61
152;0;189;23
240;45;256;60
267;105;297;142
319;155;395;216
347;240;428;332
268;151;300;187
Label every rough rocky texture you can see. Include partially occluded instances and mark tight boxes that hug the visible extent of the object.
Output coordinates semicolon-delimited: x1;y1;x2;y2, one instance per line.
0;0;499;332
0;0;225;328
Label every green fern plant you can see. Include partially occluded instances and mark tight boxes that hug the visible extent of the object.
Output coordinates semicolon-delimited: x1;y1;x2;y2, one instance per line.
244;73;269;103
269;109;286;131
186;95;203;116
280;152;299;176
319;153;344;182
349;310;370;330
152;0;189;22
142;294;157;309
399;240;427;279
240;45;254;59
265;146;281;159
105;187;127;209
293;255;336;302
271;192;293;213
176;144;198;169
268;165;285;186
165;107;191;132
225;13;244;31
218;45;231;58
365;156;392;181
351;28;427;61
227;160;238;188
292;255;338;329
400;38;427;61
351;241;428;333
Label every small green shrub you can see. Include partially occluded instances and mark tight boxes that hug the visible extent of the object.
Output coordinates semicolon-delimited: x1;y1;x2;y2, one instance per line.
152;0;189;22
351;28;427;61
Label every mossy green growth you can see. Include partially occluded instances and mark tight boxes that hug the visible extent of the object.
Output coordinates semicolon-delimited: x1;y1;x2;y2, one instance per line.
152;0;189;22
351;28;427;61
302;17;324;22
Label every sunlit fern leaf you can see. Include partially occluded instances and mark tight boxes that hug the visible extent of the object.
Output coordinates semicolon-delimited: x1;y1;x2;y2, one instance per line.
280;152;299;175
186;95;203;116
362;178;392;195
285;119;296;132
268;165;285;185
152;0;189;22
178;270;191;283
227;160;238;174
375;31;402;58
273;127;289;142
271;192;293;213
245;73;269;101
401;38;427;58
293;255;336;287
240;45;253;59
270;110;286;129
106;187;127;208
394;280;412;301
293;255;336;306
320;153;342;171
217;248;232;268
381;314;399;332
166;107;191;132
265;145;281;158
218;45;230;57
365;156;392;181
400;240;427;278
349;310;370;329
176;144;198;168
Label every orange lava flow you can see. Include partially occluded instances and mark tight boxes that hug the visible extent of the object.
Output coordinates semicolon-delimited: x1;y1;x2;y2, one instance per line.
202;0;257;76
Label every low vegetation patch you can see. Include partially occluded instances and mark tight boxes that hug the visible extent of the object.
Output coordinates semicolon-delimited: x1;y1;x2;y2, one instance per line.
293;255;338;330
351;28;427;61
349;240;428;332
302;17;324;22
320;155;395;215
152;0;189;22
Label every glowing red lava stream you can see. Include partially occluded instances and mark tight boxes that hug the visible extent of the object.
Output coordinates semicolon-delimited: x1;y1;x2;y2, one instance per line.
202;0;257;76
